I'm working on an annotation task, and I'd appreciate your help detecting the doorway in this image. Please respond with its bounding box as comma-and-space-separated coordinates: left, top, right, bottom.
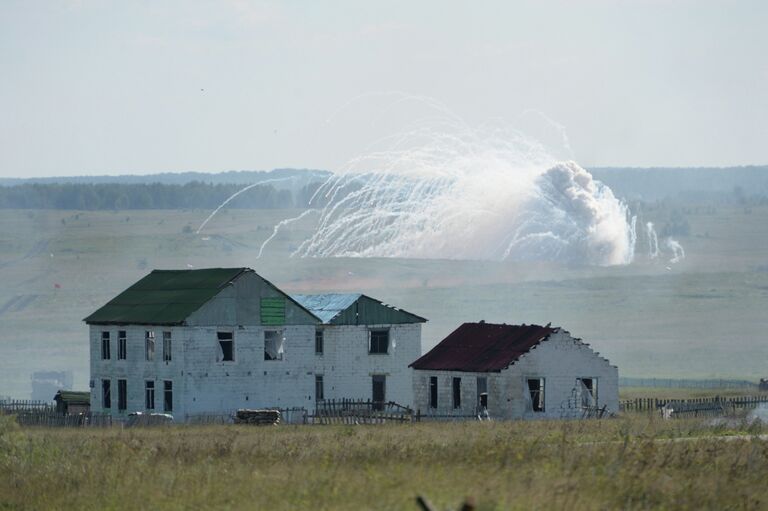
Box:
372, 375, 386, 410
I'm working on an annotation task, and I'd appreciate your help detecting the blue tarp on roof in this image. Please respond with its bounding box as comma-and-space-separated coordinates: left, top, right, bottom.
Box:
291, 293, 426, 325
291, 293, 362, 324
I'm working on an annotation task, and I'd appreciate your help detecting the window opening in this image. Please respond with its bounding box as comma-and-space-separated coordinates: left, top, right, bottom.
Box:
163, 380, 173, 412
117, 330, 127, 360
145, 331, 155, 361
577, 378, 597, 407
217, 331, 234, 362
527, 378, 545, 412
476, 376, 489, 414
163, 331, 172, 362
315, 375, 324, 401
102, 379, 111, 409
369, 329, 389, 354
429, 376, 438, 409
117, 379, 127, 411
264, 330, 284, 360
476, 376, 487, 398
452, 377, 462, 409
145, 381, 155, 410
101, 331, 110, 360
315, 329, 324, 355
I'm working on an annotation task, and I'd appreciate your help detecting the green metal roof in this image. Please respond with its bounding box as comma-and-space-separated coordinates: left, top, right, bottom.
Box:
84, 268, 248, 325
54, 390, 90, 405
291, 293, 427, 325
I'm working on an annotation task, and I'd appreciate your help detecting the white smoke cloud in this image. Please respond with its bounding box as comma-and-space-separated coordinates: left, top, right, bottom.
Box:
274, 123, 638, 266
502, 162, 636, 265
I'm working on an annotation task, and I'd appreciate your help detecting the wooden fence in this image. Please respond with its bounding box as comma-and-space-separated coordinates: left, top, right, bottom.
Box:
8, 410, 113, 427
621, 395, 768, 415
1, 398, 113, 427
313, 399, 414, 424
0, 399, 52, 413
619, 377, 759, 390
185, 407, 308, 425
415, 411, 481, 422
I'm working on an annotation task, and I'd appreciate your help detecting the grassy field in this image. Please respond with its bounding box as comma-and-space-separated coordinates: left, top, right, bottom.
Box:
1, 203, 767, 397
2, 415, 768, 510
619, 387, 764, 400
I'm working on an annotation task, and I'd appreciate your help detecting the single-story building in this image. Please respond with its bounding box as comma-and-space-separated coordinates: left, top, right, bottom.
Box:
53, 390, 91, 415
410, 322, 618, 419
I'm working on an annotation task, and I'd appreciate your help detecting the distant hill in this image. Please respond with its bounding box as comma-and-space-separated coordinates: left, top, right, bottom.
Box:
0, 168, 334, 210
0, 168, 331, 186
1, 166, 766, 210
0, 182, 329, 210
590, 166, 768, 201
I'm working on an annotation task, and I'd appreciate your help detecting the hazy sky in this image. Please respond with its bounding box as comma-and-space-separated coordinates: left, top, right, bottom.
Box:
1, 0, 766, 178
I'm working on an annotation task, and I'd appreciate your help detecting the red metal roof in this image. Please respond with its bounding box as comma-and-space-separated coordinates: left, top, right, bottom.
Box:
410, 322, 556, 372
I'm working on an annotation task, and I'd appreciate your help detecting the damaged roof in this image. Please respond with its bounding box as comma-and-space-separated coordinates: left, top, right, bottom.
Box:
290, 293, 362, 323
84, 268, 248, 325
410, 322, 556, 372
291, 293, 427, 325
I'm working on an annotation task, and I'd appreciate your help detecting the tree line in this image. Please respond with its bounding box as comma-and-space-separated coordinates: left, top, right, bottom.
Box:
0, 181, 325, 210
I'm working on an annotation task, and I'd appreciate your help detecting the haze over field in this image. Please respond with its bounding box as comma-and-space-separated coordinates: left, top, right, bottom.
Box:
1, 1, 767, 399
1, 166, 768, 398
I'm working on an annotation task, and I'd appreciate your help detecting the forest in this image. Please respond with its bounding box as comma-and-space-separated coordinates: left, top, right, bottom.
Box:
0, 181, 324, 210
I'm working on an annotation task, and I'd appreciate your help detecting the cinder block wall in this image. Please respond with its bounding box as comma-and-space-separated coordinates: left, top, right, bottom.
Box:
90, 322, 424, 420
412, 331, 619, 420
501, 331, 619, 419
316, 323, 421, 408
90, 324, 317, 421
182, 325, 316, 416
412, 369, 503, 417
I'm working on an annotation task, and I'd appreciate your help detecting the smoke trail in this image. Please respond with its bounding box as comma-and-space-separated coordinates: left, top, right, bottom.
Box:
666, 238, 686, 264
196, 177, 295, 234
257, 209, 318, 258
628, 215, 638, 261
646, 222, 660, 259
264, 120, 638, 266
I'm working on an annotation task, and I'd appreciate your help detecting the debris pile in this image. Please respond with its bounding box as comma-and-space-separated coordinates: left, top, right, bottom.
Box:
234, 409, 281, 425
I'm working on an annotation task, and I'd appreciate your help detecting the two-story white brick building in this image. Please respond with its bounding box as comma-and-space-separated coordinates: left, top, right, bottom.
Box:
410, 322, 618, 419
85, 268, 426, 422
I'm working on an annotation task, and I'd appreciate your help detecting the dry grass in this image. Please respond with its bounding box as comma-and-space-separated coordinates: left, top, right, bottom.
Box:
2, 414, 768, 510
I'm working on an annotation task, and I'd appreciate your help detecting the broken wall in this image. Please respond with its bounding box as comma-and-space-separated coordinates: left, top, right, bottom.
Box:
411, 330, 619, 419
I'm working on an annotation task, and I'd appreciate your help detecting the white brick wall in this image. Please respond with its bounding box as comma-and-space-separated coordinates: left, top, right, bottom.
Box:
181, 324, 317, 415
412, 330, 619, 419
412, 369, 504, 417
314, 323, 421, 408
90, 322, 423, 420
90, 324, 317, 420
90, 325, 184, 417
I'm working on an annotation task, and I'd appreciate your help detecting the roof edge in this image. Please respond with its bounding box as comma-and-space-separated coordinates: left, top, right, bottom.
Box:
409, 322, 555, 371
356, 294, 428, 324
175, 268, 251, 324
83, 267, 250, 324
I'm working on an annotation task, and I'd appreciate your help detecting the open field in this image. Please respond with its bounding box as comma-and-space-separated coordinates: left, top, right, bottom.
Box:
1, 203, 767, 398
619, 387, 768, 400
2, 415, 768, 510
